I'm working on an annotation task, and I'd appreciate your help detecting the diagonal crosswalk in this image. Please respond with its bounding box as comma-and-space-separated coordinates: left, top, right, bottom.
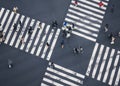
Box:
0, 7, 60, 61
41, 62, 85, 86
86, 43, 120, 86
63, 0, 109, 42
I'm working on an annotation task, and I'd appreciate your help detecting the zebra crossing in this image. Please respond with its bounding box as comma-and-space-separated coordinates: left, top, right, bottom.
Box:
0, 7, 60, 61
86, 43, 120, 86
41, 62, 85, 86
63, 0, 109, 42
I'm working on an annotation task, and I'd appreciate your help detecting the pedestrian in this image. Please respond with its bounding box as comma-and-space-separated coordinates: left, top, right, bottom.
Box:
73, 48, 79, 54
0, 24, 2, 31
66, 32, 71, 38
108, 32, 113, 39
13, 6, 18, 13
62, 29, 67, 37
19, 20, 22, 27
8, 59, 13, 69
0, 30, 5, 44
39, 22, 42, 29
52, 20, 58, 28
118, 32, 120, 37
63, 21, 67, 27
28, 26, 33, 34
13, 23, 17, 30
79, 46, 83, 53
50, 62, 55, 68
74, 0, 78, 6
98, 1, 104, 7
61, 40, 64, 48
72, 23, 75, 29
104, 24, 109, 32
46, 42, 50, 47
20, 37, 24, 44
110, 4, 115, 13
111, 36, 115, 44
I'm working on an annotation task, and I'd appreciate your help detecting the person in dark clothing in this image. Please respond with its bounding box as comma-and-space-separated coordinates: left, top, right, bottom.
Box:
110, 4, 115, 13
73, 48, 79, 54
50, 62, 55, 68
8, 59, 13, 69
19, 20, 22, 27
28, 26, 33, 34
13, 23, 17, 30
61, 40, 64, 48
46, 42, 50, 47
52, 20, 58, 28
104, 24, 109, 32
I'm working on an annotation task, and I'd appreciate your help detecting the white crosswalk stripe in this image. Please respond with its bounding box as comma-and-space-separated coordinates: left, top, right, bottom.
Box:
0, 8, 5, 20
63, 0, 109, 42
4, 13, 20, 44
0, 7, 60, 61
41, 62, 85, 86
86, 43, 120, 86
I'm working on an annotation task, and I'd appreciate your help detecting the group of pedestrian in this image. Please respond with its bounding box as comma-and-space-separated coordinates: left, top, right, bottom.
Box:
73, 46, 83, 54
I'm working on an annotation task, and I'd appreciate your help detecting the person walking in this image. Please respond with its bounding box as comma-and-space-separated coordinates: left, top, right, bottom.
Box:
28, 26, 33, 34
98, 1, 104, 7
110, 4, 115, 13
13, 23, 17, 30
74, 0, 78, 6
61, 40, 64, 48
49, 62, 55, 68
20, 37, 24, 44
8, 59, 13, 69
46, 42, 50, 47
104, 24, 109, 32
0, 30, 5, 44
39, 22, 42, 29
13, 6, 18, 13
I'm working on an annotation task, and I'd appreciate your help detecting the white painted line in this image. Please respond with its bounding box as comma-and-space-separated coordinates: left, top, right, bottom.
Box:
25, 21, 39, 52
103, 49, 115, 83
97, 47, 110, 80
78, 0, 106, 10
20, 19, 35, 50
72, 30, 96, 42
43, 77, 64, 86
30, 23, 45, 54
68, 8, 102, 24
45, 72, 79, 86
3, 12, 14, 35
114, 67, 120, 86
65, 17, 99, 32
74, 26, 98, 37
9, 15, 25, 46
86, 43, 99, 76
66, 13, 100, 28
72, 0, 105, 14
70, 4, 103, 19
1, 10, 10, 29
0, 8, 5, 19
15, 17, 30, 48
108, 51, 120, 85
47, 67, 83, 84
92, 44, 104, 78
4, 13, 20, 44
46, 29, 60, 61
41, 83, 49, 86
41, 29, 54, 59
36, 25, 50, 56
53, 63, 85, 79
